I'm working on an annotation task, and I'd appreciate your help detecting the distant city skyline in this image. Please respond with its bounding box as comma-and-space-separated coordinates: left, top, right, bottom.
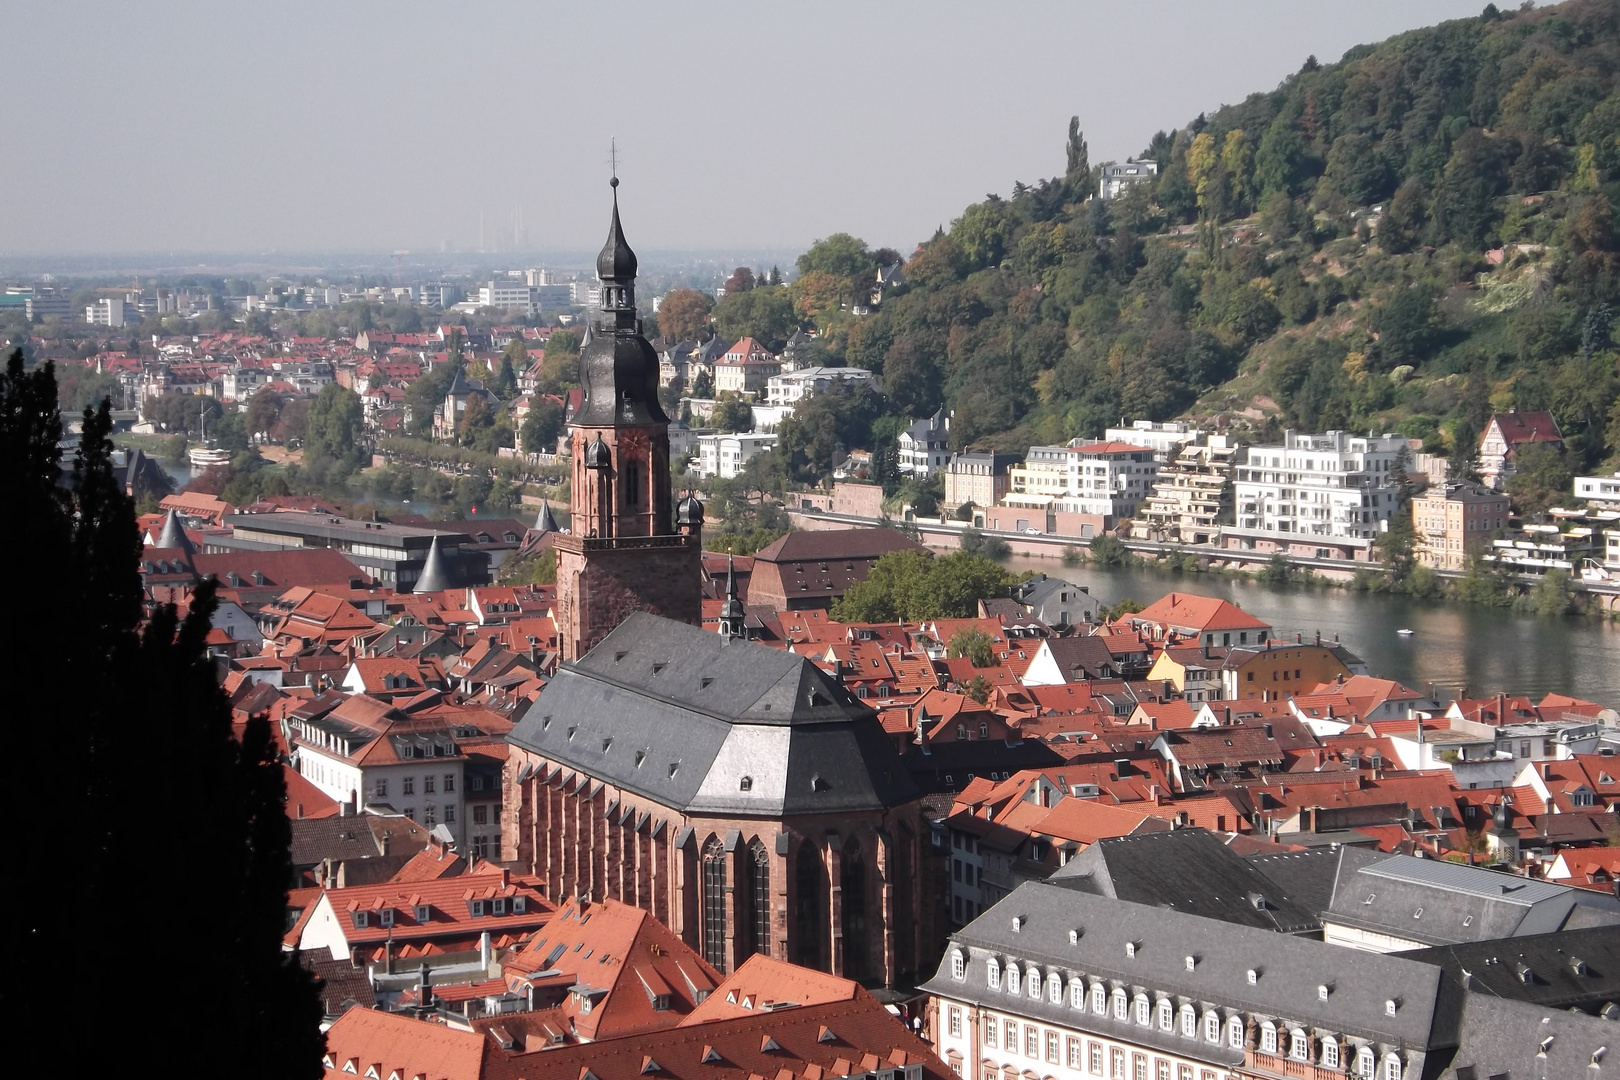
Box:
6, 1, 1493, 258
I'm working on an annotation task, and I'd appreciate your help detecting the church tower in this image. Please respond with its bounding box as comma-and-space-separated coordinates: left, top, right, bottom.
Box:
554, 181, 704, 661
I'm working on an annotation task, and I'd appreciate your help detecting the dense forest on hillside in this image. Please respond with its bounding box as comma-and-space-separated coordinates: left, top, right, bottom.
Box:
738, 0, 1620, 501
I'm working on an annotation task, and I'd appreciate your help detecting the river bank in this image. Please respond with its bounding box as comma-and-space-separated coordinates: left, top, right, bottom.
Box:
990, 548, 1620, 704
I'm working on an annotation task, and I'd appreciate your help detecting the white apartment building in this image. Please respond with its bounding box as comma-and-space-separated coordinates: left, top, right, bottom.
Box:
764, 365, 876, 406
85, 296, 138, 327
926, 883, 1439, 1080
1007, 441, 1158, 520
1103, 420, 1204, 461
696, 432, 777, 479
1228, 430, 1405, 552
478, 280, 536, 313
1575, 471, 1620, 505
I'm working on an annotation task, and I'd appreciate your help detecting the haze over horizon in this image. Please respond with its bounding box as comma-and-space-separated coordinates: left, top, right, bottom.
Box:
7, 1, 1494, 261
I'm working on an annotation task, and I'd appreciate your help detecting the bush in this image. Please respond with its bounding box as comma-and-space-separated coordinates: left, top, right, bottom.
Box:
1089, 534, 1132, 567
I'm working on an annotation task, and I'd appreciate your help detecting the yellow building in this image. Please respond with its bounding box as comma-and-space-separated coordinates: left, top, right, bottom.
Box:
1147, 640, 1357, 703
1413, 481, 1509, 571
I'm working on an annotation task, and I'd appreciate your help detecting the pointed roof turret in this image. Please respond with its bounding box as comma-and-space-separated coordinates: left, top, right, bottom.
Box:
719, 555, 745, 639
156, 508, 195, 555
413, 535, 455, 594
595, 179, 638, 284
574, 180, 665, 428
534, 499, 559, 534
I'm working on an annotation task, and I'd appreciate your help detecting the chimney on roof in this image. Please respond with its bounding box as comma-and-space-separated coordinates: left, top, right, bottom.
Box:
1541, 762, 1551, 780
1315, 631, 1321, 646
418, 962, 433, 1011
501, 867, 510, 888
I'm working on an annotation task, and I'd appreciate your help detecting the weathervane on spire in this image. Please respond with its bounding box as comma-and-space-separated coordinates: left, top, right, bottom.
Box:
609, 137, 619, 189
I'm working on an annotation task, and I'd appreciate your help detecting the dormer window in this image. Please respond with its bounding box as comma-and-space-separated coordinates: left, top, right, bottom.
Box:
987, 958, 1001, 990
415, 904, 431, 922
352, 911, 369, 929
469, 899, 486, 917
1134, 995, 1150, 1026
951, 949, 965, 980
1228, 1017, 1245, 1049
1260, 1022, 1278, 1055
1027, 966, 1042, 999
1156, 999, 1172, 1031
378, 907, 394, 928
492, 898, 508, 916
1006, 963, 1020, 997
1047, 972, 1062, 1004
1289, 1029, 1308, 1061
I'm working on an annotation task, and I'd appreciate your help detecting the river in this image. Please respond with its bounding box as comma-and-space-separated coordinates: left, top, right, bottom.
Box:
997, 553, 1620, 706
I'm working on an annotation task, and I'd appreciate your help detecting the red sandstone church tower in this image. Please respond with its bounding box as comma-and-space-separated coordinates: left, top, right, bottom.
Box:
553, 181, 705, 662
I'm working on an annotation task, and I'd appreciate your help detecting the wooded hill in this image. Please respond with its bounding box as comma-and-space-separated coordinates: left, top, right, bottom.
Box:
806, 0, 1620, 501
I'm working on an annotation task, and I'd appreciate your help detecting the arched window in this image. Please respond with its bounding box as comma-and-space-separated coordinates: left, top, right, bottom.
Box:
794, 841, 824, 969
1134, 994, 1151, 1026
746, 840, 770, 960
1204, 1011, 1221, 1043
1321, 1037, 1340, 1070
1112, 988, 1128, 1020
987, 957, 1001, 991
1354, 1048, 1375, 1078
1156, 1000, 1172, 1031
1260, 1022, 1278, 1055
1091, 983, 1106, 1014
1289, 1030, 1308, 1061
951, 949, 965, 980
841, 837, 868, 981
1048, 972, 1062, 1004
1007, 963, 1021, 997
1228, 1017, 1245, 1049
1383, 1054, 1402, 1080
1180, 1005, 1196, 1038
1027, 966, 1042, 999
702, 837, 727, 970
1070, 978, 1085, 1009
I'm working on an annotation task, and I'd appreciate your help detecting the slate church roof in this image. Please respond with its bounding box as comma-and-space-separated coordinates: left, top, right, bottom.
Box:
508, 612, 921, 816
1049, 828, 1320, 934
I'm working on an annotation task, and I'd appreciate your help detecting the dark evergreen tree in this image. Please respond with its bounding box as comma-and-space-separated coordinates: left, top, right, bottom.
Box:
0, 349, 324, 1076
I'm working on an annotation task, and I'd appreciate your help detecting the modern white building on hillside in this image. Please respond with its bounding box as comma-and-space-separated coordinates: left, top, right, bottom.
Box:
898, 408, 951, 477
1103, 420, 1204, 461
695, 432, 777, 479
1006, 441, 1159, 521
1575, 471, 1620, 505
1225, 430, 1405, 559
764, 365, 875, 406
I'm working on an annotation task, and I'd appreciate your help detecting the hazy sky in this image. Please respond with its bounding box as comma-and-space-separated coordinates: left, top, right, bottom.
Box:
6, 1, 1494, 259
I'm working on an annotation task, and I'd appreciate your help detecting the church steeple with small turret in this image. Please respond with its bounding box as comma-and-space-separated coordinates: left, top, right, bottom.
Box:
553, 181, 703, 662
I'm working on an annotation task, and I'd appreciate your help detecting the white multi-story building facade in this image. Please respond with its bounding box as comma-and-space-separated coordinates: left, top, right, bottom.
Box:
1575, 471, 1620, 505
1007, 441, 1159, 520
288, 696, 468, 844
899, 408, 951, 477
695, 432, 777, 479
764, 365, 876, 406
1103, 420, 1204, 462
478, 280, 536, 313
1098, 160, 1159, 202
924, 883, 1439, 1080
1226, 430, 1405, 558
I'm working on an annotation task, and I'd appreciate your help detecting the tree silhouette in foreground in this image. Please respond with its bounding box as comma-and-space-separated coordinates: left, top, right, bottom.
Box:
0, 349, 324, 1076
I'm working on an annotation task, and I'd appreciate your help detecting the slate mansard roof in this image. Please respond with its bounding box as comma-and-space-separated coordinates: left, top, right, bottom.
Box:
1325, 852, 1620, 946
508, 612, 922, 816
923, 881, 1446, 1053
1049, 829, 1320, 935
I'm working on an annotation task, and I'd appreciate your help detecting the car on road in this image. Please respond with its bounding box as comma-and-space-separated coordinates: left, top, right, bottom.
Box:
1023, 528, 1042, 535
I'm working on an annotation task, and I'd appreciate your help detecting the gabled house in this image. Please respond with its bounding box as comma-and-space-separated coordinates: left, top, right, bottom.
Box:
1478, 410, 1564, 491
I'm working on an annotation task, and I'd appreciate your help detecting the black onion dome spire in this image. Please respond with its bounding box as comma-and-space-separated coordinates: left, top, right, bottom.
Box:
676, 489, 704, 527
595, 179, 638, 283
574, 179, 667, 428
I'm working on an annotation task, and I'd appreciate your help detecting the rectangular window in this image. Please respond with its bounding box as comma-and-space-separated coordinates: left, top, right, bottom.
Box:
1090, 1043, 1103, 1076
1179, 1069, 1193, 1080
1111, 1049, 1126, 1080
444, 774, 455, 792
984, 1016, 997, 1048
473, 805, 488, 825
1027, 1028, 1039, 1057
1134, 1055, 1147, 1080
423, 776, 435, 794
1005, 1021, 1016, 1049
444, 804, 455, 823
1067, 1037, 1081, 1068
948, 1007, 962, 1037
1156, 1063, 1169, 1080
1047, 1031, 1059, 1063
402, 776, 414, 795
374, 778, 387, 797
